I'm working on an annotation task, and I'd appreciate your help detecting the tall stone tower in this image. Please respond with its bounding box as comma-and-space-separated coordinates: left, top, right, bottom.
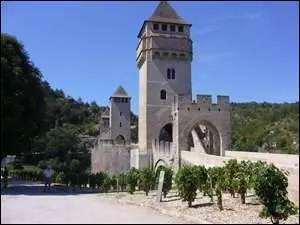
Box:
136, 1, 193, 152
109, 85, 131, 142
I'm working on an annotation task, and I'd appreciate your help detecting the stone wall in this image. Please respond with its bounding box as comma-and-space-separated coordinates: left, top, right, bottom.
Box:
91, 140, 130, 176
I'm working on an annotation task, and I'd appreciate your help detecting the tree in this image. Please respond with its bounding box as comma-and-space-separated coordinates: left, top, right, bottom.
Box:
193, 165, 207, 194
1, 33, 46, 159
118, 173, 127, 191
175, 166, 198, 207
254, 163, 298, 224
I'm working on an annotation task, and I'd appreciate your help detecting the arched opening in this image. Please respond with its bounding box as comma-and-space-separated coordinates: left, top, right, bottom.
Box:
154, 159, 168, 173
159, 123, 172, 142
115, 135, 125, 143
186, 121, 221, 156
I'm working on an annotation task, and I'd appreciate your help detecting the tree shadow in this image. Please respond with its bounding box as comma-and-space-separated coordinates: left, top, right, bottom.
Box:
162, 197, 181, 202
246, 202, 260, 206
191, 202, 214, 208
1, 180, 103, 196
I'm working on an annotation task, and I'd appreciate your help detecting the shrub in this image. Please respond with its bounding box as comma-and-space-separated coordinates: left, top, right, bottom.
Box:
162, 167, 173, 198
175, 166, 198, 207
193, 165, 207, 193
254, 163, 298, 224
55, 171, 66, 184
118, 173, 127, 191
89, 174, 97, 189
224, 159, 239, 197
126, 168, 139, 194
95, 172, 107, 189
140, 168, 155, 196
209, 166, 226, 210
102, 175, 111, 193
111, 175, 118, 192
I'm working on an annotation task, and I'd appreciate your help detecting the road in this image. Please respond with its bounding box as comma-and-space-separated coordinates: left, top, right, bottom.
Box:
1, 180, 190, 224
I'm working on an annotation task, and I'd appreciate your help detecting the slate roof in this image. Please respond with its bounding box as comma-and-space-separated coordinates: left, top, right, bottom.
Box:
111, 85, 129, 98
147, 1, 190, 25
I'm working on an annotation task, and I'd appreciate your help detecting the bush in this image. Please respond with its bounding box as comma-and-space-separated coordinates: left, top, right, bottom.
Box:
162, 167, 173, 198
55, 171, 66, 184
89, 174, 97, 189
193, 165, 207, 194
111, 176, 118, 191
95, 172, 106, 189
209, 166, 226, 210
224, 159, 239, 197
102, 175, 111, 193
126, 168, 139, 194
140, 168, 155, 196
118, 173, 127, 191
175, 166, 198, 207
254, 163, 298, 224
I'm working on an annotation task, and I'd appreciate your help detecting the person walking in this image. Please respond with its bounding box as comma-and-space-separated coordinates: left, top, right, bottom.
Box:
43, 165, 54, 192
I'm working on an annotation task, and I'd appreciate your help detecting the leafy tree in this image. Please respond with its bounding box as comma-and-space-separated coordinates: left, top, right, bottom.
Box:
254, 163, 298, 224
1, 33, 46, 159
140, 168, 155, 196
175, 166, 198, 207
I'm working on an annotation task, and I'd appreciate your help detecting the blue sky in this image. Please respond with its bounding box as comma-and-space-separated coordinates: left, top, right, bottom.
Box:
1, 1, 299, 113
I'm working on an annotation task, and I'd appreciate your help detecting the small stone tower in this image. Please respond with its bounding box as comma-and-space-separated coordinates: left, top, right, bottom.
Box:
136, 1, 193, 152
109, 85, 131, 142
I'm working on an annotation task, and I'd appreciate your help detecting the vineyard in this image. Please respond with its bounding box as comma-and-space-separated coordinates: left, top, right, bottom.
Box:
8, 159, 299, 224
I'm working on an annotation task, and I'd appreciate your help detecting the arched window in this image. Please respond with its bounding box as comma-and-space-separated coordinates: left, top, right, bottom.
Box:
171, 68, 175, 79
167, 68, 171, 79
160, 90, 166, 100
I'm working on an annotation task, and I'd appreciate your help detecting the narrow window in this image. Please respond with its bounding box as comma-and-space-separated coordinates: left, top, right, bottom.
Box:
167, 68, 171, 79
160, 90, 166, 100
172, 53, 177, 58
178, 25, 183, 32
171, 68, 175, 79
120, 112, 122, 116
162, 24, 167, 31
153, 23, 159, 30
120, 122, 122, 127
163, 52, 168, 57
170, 24, 175, 32
154, 51, 160, 57
180, 53, 185, 58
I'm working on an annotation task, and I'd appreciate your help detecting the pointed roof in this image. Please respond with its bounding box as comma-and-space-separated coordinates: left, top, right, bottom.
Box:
147, 1, 190, 25
111, 85, 129, 98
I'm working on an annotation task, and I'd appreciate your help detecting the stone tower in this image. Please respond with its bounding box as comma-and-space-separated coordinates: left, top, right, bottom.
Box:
136, 1, 193, 152
109, 85, 131, 142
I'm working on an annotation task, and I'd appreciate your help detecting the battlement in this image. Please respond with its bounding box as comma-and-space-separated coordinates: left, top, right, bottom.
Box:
173, 94, 231, 111
97, 139, 127, 147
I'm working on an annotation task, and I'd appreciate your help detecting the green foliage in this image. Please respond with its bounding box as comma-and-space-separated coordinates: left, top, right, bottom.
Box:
118, 173, 127, 191
111, 175, 118, 191
231, 102, 299, 154
224, 159, 239, 197
175, 166, 198, 207
161, 167, 174, 198
209, 166, 226, 210
102, 174, 111, 193
140, 168, 155, 196
95, 172, 107, 189
254, 163, 298, 224
126, 168, 140, 194
1, 33, 46, 159
193, 165, 208, 193
70, 159, 81, 174
55, 171, 67, 184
